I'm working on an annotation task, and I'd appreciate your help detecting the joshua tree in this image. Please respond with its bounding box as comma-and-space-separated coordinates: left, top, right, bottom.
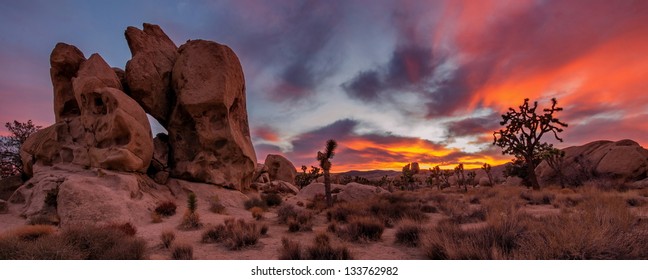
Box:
466, 171, 477, 188
481, 163, 494, 187
317, 139, 337, 208
493, 98, 567, 190
540, 147, 566, 188
0, 120, 41, 178
401, 162, 420, 191
454, 163, 466, 192
295, 165, 322, 188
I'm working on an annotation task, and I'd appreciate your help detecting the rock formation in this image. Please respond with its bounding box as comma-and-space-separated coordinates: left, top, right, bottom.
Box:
22, 52, 153, 175
10, 23, 258, 225
536, 139, 648, 186
166, 39, 256, 190
264, 154, 297, 184
124, 23, 177, 126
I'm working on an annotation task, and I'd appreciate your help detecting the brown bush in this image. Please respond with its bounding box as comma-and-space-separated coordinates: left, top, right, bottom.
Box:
2, 225, 56, 241
260, 224, 269, 235
171, 244, 193, 260
395, 222, 423, 247
336, 217, 384, 242
178, 211, 202, 230
244, 197, 267, 210
151, 212, 163, 223
279, 234, 353, 260
155, 201, 177, 217
161, 230, 175, 249
201, 219, 260, 250
262, 193, 283, 207
104, 222, 137, 236
277, 204, 299, 224
519, 190, 555, 205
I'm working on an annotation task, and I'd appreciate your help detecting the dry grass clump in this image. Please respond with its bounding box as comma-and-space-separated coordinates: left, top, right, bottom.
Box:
178, 211, 202, 230
244, 197, 267, 210
151, 212, 163, 223
336, 216, 384, 242
368, 194, 427, 227
626, 196, 646, 207
279, 233, 353, 260
161, 230, 175, 249
277, 204, 313, 232
261, 193, 283, 207
250, 206, 264, 220
171, 243, 193, 260
201, 218, 260, 250
395, 221, 423, 247
0, 225, 148, 260
422, 188, 648, 260
155, 201, 177, 217
439, 200, 487, 224
209, 195, 226, 214
519, 190, 555, 205
287, 212, 313, 232
260, 224, 269, 235
327, 202, 363, 223
27, 214, 60, 226
1, 225, 56, 241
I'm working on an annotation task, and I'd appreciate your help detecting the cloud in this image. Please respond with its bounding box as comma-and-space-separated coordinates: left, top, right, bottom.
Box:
445, 112, 501, 139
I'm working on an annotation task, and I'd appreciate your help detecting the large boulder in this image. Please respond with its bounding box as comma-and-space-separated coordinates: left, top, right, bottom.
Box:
536, 140, 648, 186
9, 165, 169, 226
124, 23, 178, 126
168, 39, 256, 190
21, 52, 153, 174
50, 43, 86, 122
264, 154, 297, 184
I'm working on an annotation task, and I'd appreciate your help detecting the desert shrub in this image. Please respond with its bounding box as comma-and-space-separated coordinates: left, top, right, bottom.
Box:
61, 225, 147, 260
104, 222, 137, 236
519, 190, 555, 205
1, 225, 56, 241
161, 231, 175, 249
279, 238, 303, 260
0, 225, 146, 260
260, 224, 269, 235
469, 196, 481, 204
306, 233, 353, 260
244, 197, 267, 210
337, 217, 384, 242
187, 193, 198, 213
441, 202, 487, 224
178, 211, 202, 230
262, 193, 282, 207
171, 244, 193, 260
277, 204, 299, 224
250, 206, 264, 220
209, 195, 226, 214
201, 219, 259, 250
395, 222, 422, 247
326, 203, 363, 223
368, 198, 426, 227
155, 201, 177, 217
287, 212, 313, 232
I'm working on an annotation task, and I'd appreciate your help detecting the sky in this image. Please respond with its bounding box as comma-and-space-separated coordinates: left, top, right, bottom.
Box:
1, 0, 647, 172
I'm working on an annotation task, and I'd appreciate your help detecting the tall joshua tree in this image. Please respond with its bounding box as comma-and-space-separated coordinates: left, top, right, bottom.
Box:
493, 98, 567, 190
317, 139, 337, 208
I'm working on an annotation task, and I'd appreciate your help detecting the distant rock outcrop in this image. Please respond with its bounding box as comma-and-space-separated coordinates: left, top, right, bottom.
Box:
264, 154, 297, 184
536, 139, 648, 186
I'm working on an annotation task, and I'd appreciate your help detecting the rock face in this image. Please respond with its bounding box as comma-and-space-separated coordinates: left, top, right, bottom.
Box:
21, 53, 153, 175
167, 39, 256, 190
536, 139, 648, 186
264, 154, 297, 184
124, 23, 177, 126
50, 43, 86, 122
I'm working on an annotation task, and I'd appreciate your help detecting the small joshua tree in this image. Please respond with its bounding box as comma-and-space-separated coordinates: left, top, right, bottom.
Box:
466, 171, 477, 188
318, 139, 337, 208
540, 147, 566, 188
401, 162, 420, 191
454, 164, 466, 192
481, 163, 494, 187
493, 98, 567, 190
295, 165, 322, 188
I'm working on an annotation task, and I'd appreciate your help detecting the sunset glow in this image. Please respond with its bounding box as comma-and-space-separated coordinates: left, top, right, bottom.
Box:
2, 0, 647, 172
